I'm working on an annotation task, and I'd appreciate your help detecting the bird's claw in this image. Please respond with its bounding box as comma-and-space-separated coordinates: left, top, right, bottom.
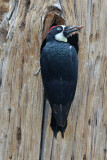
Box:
34, 67, 41, 76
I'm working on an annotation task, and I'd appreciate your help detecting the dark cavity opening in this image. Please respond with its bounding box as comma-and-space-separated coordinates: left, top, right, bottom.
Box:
41, 39, 46, 53
27, 0, 30, 7
41, 32, 79, 54
68, 33, 79, 53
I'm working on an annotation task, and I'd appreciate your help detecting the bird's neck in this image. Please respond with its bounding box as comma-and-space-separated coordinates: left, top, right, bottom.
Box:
46, 34, 67, 43
46, 37, 68, 43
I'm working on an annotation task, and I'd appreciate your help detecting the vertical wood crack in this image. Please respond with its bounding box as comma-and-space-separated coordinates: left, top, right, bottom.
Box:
39, 96, 46, 160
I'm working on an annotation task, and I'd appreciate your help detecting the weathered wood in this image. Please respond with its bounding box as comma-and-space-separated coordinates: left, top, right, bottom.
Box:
0, 0, 107, 160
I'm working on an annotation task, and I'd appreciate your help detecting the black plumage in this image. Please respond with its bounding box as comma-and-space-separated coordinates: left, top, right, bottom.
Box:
40, 25, 83, 137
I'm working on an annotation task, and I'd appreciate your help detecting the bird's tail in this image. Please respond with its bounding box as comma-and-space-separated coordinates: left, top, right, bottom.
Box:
50, 113, 67, 138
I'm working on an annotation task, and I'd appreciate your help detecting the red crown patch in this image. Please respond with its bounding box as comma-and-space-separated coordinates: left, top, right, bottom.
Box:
47, 25, 59, 34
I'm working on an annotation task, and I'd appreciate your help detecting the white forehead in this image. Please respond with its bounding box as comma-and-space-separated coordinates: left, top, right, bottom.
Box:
60, 25, 66, 30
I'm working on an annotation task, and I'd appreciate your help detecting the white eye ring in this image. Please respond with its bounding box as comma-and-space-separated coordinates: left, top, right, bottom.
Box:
57, 27, 62, 31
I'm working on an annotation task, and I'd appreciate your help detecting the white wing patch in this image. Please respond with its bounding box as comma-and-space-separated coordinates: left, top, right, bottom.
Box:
69, 46, 72, 49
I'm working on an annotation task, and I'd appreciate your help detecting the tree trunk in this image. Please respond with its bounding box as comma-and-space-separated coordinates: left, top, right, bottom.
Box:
0, 0, 107, 160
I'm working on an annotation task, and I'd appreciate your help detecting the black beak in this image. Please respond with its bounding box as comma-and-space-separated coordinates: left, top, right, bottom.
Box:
64, 25, 84, 37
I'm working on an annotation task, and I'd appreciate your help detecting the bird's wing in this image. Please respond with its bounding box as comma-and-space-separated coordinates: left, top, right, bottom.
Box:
40, 45, 78, 125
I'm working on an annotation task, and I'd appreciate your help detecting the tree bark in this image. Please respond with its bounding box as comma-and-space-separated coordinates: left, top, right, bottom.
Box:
0, 0, 107, 160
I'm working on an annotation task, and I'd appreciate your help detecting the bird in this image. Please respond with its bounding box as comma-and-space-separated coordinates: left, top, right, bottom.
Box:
40, 25, 84, 137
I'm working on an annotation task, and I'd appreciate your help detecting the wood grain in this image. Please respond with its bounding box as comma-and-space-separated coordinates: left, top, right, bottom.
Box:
0, 0, 107, 160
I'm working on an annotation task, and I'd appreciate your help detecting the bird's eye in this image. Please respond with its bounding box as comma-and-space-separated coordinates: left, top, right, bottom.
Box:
57, 27, 62, 31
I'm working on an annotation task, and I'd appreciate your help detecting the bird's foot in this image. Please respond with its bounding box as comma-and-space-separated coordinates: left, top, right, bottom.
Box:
34, 67, 41, 76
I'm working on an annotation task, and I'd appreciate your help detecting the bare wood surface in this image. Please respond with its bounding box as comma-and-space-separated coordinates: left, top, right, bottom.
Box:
0, 0, 107, 160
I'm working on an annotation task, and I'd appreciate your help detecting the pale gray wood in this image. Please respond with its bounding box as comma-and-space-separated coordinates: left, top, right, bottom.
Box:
0, 0, 107, 160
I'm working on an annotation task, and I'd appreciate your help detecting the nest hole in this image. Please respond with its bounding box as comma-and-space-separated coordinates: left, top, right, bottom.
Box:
68, 34, 79, 53
41, 33, 79, 54
41, 11, 79, 54
41, 38, 46, 53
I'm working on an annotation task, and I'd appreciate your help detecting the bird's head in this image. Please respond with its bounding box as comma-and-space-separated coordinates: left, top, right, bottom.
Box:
47, 25, 84, 42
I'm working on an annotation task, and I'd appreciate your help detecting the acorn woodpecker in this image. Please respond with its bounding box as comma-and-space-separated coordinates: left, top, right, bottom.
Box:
40, 25, 84, 137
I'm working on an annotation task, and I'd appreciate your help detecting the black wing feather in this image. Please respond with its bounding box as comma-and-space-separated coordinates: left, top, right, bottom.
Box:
40, 41, 78, 127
